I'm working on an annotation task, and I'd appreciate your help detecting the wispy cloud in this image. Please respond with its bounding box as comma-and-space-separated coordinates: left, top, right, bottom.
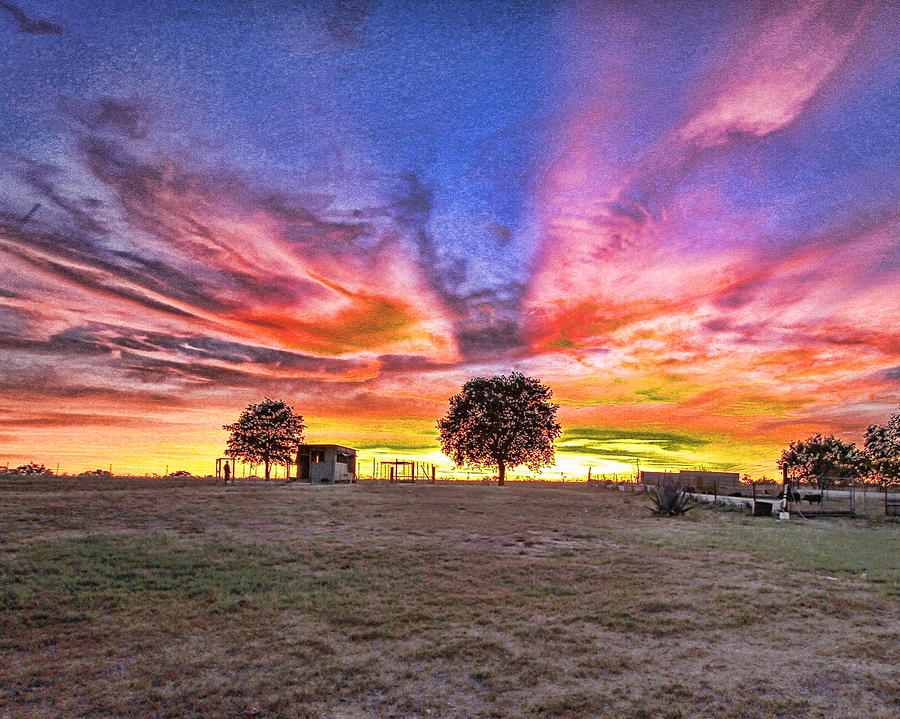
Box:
0, 1, 63, 34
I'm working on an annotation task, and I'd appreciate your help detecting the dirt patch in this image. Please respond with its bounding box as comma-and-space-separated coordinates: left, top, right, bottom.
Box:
431, 528, 623, 556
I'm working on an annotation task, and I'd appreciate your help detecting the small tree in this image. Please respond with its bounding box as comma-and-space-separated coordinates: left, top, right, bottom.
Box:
864, 406, 900, 485
741, 474, 776, 485
0, 463, 52, 478
223, 398, 305, 481
437, 372, 561, 485
777, 434, 867, 490
14, 463, 52, 475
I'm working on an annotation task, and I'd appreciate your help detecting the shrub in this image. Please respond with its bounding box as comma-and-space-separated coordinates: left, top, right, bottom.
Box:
0, 463, 53, 477
645, 484, 697, 516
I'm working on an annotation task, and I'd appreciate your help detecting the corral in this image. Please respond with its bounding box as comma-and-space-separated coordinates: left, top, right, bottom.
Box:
374, 458, 437, 483
0, 478, 897, 719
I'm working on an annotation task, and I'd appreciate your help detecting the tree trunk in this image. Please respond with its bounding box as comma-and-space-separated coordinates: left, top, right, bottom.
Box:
265, 461, 271, 481
497, 460, 506, 486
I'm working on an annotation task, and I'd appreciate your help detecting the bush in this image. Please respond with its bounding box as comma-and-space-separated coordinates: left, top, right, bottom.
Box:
645, 484, 697, 516
79, 469, 112, 477
0, 463, 53, 477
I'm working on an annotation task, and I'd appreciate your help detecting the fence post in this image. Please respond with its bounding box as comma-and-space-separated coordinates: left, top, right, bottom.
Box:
780, 466, 789, 515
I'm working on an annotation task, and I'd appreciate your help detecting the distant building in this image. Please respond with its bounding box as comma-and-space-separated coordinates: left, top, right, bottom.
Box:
640, 470, 741, 494
296, 444, 357, 484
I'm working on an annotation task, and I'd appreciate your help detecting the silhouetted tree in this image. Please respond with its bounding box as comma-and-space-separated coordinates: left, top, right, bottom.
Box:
0, 463, 52, 477
741, 474, 776, 485
17, 463, 52, 475
864, 406, 900, 485
437, 372, 561, 485
224, 398, 305, 481
777, 434, 867, 489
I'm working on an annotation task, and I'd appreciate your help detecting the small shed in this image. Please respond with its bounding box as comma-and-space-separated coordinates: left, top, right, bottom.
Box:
296, 444, 357, 484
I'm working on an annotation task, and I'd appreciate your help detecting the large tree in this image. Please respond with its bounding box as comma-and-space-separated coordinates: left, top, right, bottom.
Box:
777, 433, 867, 489
864, 406, 900, 485
437, 372, 561, 485
223, 398, 305, 481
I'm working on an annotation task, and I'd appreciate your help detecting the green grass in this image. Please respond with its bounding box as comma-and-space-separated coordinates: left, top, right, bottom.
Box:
704, 522, 898, 587
0, 533, 370, 628
632, 514, 900, 594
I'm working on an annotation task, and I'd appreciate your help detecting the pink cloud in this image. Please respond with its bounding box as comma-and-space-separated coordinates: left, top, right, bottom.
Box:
678, 1, 874, 148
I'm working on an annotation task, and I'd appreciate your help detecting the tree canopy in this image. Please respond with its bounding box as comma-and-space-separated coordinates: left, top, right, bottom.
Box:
776, 433, 867, 489
0, 463, 52, 477
437, 372, 561, 484
864, 406, 900, 485
223, 398, 305, 481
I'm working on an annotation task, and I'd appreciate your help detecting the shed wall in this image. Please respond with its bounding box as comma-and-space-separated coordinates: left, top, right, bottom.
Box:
297, 445, 356, 484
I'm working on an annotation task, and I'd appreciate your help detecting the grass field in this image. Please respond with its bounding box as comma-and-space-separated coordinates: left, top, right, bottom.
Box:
0, 479, 897, 718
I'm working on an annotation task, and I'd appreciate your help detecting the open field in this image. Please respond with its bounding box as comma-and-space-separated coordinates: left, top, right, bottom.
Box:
1, 479, 897, 719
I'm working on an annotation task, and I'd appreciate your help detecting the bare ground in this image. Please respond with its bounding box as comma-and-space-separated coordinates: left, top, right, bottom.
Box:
0, 478, 897, 719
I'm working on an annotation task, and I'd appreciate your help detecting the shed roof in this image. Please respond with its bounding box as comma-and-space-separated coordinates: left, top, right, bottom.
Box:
297, 443, 357, 454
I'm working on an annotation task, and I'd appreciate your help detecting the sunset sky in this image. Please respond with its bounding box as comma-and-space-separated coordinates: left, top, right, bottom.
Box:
1, 0, 898, 477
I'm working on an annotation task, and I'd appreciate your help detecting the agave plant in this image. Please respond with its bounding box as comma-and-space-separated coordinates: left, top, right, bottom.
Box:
645, 484, 697, 516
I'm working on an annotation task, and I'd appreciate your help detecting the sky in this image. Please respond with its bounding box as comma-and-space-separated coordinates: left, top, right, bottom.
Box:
0, 0, 898, 478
